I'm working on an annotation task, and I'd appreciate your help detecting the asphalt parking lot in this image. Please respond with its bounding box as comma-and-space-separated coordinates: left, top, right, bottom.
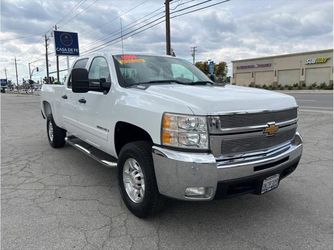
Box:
1, 92, 333, 250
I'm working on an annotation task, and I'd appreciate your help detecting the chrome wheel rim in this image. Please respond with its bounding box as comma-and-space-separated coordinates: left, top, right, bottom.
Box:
123, 158, 145, 203
48, 121, 54, 142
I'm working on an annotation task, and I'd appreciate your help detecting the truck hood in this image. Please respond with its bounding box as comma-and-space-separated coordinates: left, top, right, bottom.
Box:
145, 84, 297, 115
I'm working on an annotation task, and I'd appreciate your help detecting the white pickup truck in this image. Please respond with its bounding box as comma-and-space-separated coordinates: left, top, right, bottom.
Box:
41, 53, 303, 218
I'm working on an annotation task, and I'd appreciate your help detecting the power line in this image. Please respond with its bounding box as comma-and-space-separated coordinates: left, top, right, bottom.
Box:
0, 1, 90, 43
55, 0, 88, 26
74, 0, 194, 53
0, 32, 45, 42
13, 0, 232, 75
58, 0, 99, 28
171, 0, 231, 18
79, 5, 164, 51
80, 14, 165, 54
85, 0, 150, 33
80, 0, 227, 55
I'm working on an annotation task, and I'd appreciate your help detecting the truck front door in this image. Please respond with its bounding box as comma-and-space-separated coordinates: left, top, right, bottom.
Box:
62, 58, 89, 138
74, 56, 112, 149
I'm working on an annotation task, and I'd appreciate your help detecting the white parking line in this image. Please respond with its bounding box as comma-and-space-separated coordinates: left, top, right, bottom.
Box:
298, 99, 316, 102
299, 108, 333, 114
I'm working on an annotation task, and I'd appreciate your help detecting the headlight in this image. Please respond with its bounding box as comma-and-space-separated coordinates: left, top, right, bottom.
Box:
161, 113, 208, 149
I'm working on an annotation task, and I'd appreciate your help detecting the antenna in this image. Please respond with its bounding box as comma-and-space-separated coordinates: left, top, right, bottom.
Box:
120, 17, 124, 55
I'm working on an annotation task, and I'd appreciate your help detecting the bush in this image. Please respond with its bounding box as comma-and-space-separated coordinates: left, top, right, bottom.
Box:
319, 82, 327, 89
247, 81, 332, 90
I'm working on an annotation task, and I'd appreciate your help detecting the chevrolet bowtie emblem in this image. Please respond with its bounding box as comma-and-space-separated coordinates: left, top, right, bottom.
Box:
264, 122, 279, 136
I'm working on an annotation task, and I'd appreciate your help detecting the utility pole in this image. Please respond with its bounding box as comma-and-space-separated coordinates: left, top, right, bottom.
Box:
14, 57, 19, 86
191, 46, 197, 64
54, 25, 60, 82
165, 0, 172, 55
45, 34, 50, 83
4, 68, 7, 81
28, 63, 32, 80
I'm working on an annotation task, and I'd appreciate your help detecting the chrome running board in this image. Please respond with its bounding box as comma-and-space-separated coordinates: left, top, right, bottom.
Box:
65, 135, 117, 168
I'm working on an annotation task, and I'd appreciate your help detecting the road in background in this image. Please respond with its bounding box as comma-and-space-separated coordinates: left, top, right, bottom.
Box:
281, 92, 333, 112
1, 93, 333, 250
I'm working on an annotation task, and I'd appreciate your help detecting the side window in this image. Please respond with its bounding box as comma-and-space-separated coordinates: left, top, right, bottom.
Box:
67, 58, 88, 88
171, 64, 198, 82
88, 57, 111, 92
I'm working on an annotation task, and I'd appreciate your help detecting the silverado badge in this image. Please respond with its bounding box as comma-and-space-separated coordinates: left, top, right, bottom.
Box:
264, 122, 279, 136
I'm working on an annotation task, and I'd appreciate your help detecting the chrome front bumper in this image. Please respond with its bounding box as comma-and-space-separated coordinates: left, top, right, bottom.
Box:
152, 132, 303, 201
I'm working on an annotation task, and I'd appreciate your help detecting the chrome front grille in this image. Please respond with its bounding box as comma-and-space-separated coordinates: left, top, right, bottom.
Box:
209, 108, 298, 158
210, 125, 297, 157
208, 107, 298, 134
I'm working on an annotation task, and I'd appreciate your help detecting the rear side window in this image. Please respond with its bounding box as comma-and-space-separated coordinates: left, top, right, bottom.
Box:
67, 58, 88, 88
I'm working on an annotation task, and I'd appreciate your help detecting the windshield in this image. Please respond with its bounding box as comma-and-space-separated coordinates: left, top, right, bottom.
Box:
113, 54, 212, 86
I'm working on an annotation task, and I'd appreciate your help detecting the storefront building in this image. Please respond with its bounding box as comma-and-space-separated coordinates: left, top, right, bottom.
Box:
232, 49, 333, 86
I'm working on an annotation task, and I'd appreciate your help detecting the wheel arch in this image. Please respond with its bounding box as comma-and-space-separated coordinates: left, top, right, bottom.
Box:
43, 101, 52, 117
114, 121, 153, 156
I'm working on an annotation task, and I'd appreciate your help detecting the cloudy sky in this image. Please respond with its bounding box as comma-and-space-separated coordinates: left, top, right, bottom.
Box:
0, 0, 333, 82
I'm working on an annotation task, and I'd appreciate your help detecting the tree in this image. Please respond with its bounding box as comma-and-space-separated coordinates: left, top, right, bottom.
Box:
215, 62, 228, 79
195, 60, 228, 82
195, 61, 209, 75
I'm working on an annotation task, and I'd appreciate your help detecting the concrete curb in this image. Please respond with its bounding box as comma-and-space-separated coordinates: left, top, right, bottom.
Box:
275, 90, 333, 94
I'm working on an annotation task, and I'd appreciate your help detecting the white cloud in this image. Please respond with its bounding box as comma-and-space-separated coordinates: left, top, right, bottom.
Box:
0, 0, 332, 81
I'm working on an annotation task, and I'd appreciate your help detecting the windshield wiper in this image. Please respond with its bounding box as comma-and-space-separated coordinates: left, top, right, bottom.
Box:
188, 81, 214, 85
131, 80, 214, 86
135, 80, 186, 85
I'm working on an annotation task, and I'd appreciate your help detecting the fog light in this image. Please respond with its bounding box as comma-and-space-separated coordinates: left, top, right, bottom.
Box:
293, 132, 303, 145
185, 187, 213, 198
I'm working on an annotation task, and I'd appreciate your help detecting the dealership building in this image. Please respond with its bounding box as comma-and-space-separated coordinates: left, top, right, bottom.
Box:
231, 49, 333, 86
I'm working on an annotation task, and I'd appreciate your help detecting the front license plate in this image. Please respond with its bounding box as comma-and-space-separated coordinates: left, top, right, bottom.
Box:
261, 174, 280, 194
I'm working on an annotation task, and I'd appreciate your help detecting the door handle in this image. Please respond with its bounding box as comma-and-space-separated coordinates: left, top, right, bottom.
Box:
78, 98, 86, 104
61, 95, 68, 99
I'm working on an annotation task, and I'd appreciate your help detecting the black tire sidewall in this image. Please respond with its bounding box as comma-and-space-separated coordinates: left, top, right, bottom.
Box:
46, 115, 56, 147
46, 114, 66, 148
118, 142, 159, 218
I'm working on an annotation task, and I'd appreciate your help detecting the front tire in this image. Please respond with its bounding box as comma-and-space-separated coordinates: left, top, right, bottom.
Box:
46, 114, 66, 148
118, 141, 164, 218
